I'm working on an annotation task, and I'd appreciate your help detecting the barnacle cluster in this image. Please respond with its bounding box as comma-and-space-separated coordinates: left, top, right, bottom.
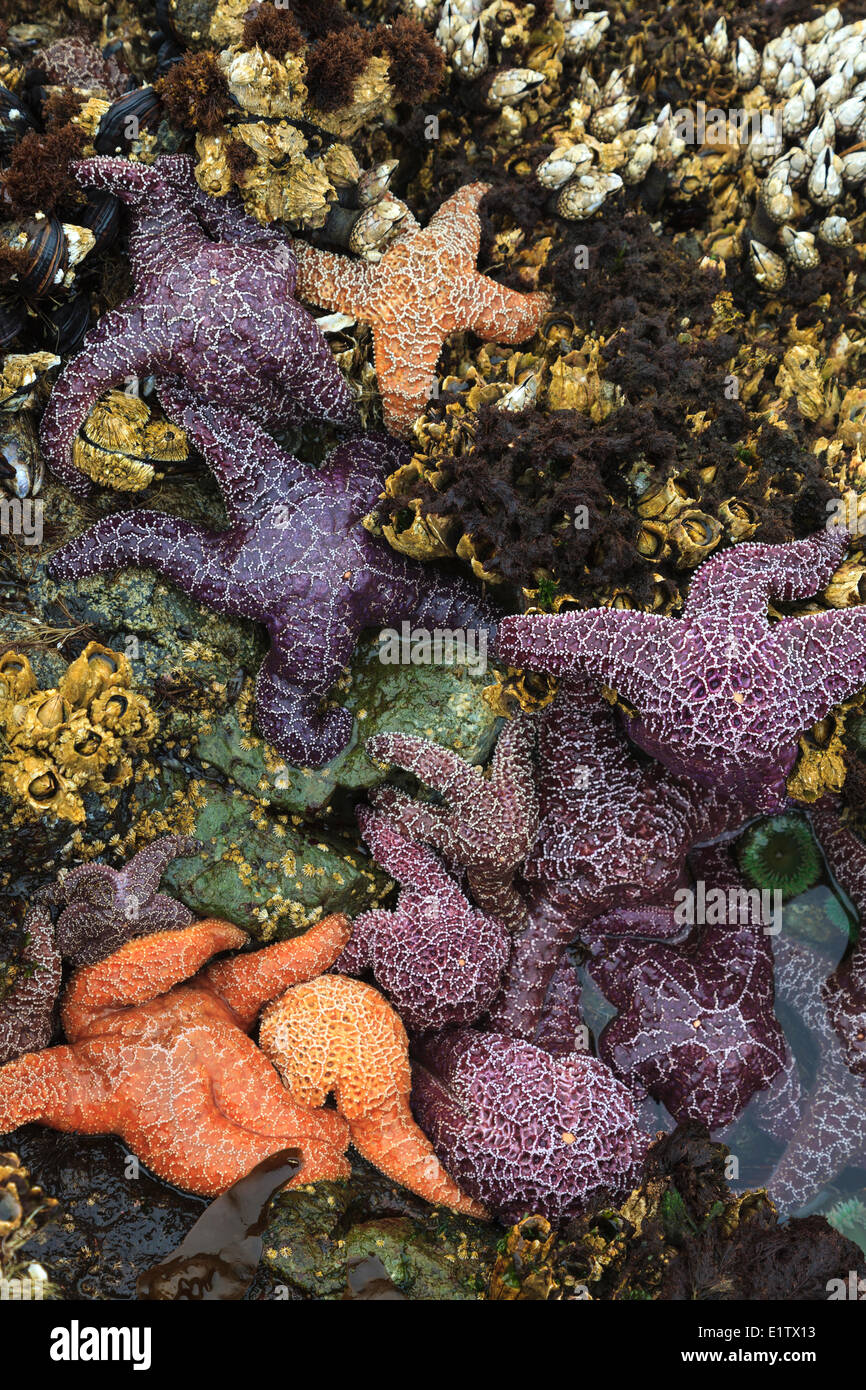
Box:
72, 387, 189, 491
0, 1151, 58, 1299
0, 644, 157, 824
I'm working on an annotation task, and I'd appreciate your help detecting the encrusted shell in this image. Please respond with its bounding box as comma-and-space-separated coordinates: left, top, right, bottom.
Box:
59, 641, 131, 708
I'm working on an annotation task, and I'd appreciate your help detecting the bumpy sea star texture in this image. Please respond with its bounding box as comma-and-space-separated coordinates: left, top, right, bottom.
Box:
40, 155, 357, 497
337, 807, 511, 1032
489, 675, 747, 1043
807, 798, 866, 1081
763, 933, 866, 1215
587, 846, 789, 1132
411, 1028, 649, 1225
0, 916, 354, 1196
293, 182, 551, 435
260, 972, 485, 1217
52, 835, 200, 967
50, 393, 496, 765
498, 529, 866, 812
366, 715, 538, 932
0, 907, 62, 1066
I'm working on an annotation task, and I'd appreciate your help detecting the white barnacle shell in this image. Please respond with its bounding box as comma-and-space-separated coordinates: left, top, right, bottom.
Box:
803, 110, 835, 164
817, 214, 853, 246
357, 160, 399, 207
562, 11, 609, 61
486, 67, 544, 107
732, 36, 761, 90
556, 170, 622, 220
622, 141, 655, 185
815, 69, 850, 115
778, 225, 820, 269
704, 17, 728, 61
748, 118, 785, 170
842, 150, 866, 185
589, 95, 637, 140
453, 20, 489, 78
496, 375, 538, 412
536, 143, 593, 189
806, 7, 842, 42
782, 77, 815, 138
832, 94, 866, 133
749, 239, 787, 289
807, 146, 844, 206
602, 66, 634, 105
759, 170, 795, 224
805, 38, 834, 80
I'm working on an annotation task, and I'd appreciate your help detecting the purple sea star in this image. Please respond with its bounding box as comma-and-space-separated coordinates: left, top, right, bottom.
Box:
411, 1027, 649, 1225
763, 933, 866, 1214
40, 155, 358, 498
49, 393, 496, 766
805, 798, 866, 1081
498, 529, 865, 812
0, 906, 61, 1065
53, 834, 201, 967
365, 714, 538, 932
489, 675, 748, 1043
586, 845, 789, 1132
337, 808, 510, 1032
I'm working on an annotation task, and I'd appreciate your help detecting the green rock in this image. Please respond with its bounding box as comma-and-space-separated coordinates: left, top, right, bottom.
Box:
193, 632, 502, 815
262, 1169, 495, 1300
131, 765, 387, 938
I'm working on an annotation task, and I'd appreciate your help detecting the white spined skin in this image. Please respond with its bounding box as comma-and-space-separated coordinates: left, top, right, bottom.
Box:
453, 20, 488, 78
485, 67, 544, 108
536, 143, 594, 190
818, 214, 853, 246
733, 36, 761, 90
778, 225, 821, 269
842, 150, 866, 186
749, 239, 787, 289
556, 170, 622, 220
807, 146, 844, 206
704, 16, 728, 61
562, 11, 609, 61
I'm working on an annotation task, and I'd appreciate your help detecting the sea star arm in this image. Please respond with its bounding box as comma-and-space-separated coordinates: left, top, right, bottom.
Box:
488, 891, 590, 1040
498, 607, 669, 697
119, 834, 201, 905
371, 321, 445, 436
202, 913, 352, 1028
356, 805, 466, 904
427, 182, 487, 261
72, 157, 203, 277
463, 274, 551, 344
0, 1046, 108, 1133
49, 512, 238, 614
774, 608, 866, 722
39, 303, 171, 497
532, 953, 585, 1057
253, 643, 355, 767
154, 379, 311, 524
0, 906, 62, 1065
293, 242, 377, 318
61, 920, 246, 1039
685, 527, 850, 619
366, 732, 475, 799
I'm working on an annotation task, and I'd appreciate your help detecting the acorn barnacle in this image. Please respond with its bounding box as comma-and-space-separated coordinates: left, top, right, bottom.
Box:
89, 687, 158, 749
0, 651, 36, 704
53, 712, 123, 787
0, 754, 84, 823
59, 640, 131, 707
6, 692, 71, 750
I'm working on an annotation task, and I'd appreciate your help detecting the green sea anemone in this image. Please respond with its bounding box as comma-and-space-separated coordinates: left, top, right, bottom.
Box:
827, 1197, 866, 1256
737, 814, 822, 901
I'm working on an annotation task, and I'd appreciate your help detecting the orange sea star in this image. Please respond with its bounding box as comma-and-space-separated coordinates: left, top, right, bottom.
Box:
0, 916, 353, 1197
259, 973, 487, 1218
293, 183, 551, 435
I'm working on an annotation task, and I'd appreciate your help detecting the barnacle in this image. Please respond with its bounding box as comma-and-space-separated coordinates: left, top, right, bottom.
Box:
59, 641, 131, 707
0, 754, 84, 823
72, 389, 189, 492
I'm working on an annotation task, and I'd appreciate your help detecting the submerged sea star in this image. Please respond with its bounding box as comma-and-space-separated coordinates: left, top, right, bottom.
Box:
411, 1027, 649, 1225
0, 916, 353, 1196
498, 529, 865, 811
337, 807, 511, 1032
50, 392, 496, 766
806, 799, 866, 1081
260, 973, 485, 1217
40, 155, 357, 497
293, 183, 551, 435
0, 906, 62, 1066
587, 846, 789, 1132
763, 933, 866, 1214
366, 715, 538, 932
52, 835, 200, 966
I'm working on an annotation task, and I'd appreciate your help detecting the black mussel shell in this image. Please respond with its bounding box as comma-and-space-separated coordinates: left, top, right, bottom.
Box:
1, 216, 68, 298
40, 290, 91, 354
77, 191, 121, 256
0, 298, 25, 349
94, 87, 163, 156
0, 85, 37, 163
